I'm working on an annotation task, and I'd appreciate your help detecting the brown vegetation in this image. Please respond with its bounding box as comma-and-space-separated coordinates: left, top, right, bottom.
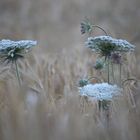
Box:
0, 0, 140, 140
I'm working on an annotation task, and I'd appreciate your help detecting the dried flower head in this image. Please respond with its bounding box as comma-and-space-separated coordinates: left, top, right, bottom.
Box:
85, 36, 135, 57
79, 78, 89, 87
80, 19, 93, 34
94, 59, 105, 70
79, 83, 121, 101
0, 39, 37, 63
110, 52, 122, 64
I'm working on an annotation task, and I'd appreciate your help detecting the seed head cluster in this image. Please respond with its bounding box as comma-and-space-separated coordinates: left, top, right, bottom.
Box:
79, 83, 121, 101
0, 39, 37, 63
85, 36, 135, 56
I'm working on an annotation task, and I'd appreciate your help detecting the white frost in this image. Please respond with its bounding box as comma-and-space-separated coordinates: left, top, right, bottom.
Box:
79, 83, 121, 101
0, 39, 37, 51
85, 36, 135, 52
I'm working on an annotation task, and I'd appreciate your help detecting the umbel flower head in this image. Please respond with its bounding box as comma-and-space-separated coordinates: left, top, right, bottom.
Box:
80, 19, 93, 34
79, 83, 121, 101
0, 39, 37, 63
85, 36, 135, 57
94, 58, 105, 70
79, 78, 89, 87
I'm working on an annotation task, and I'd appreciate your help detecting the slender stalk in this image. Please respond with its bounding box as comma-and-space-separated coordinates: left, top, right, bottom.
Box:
107, 57, 110, 83
98, 100, 102, 111
14, 60, 21, 86
92, 25, 108, 36
111, 62, 115, 83
119, 63, 122, 87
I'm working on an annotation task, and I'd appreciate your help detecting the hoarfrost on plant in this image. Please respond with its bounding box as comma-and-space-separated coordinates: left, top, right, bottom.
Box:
79, 83, 121, 101
0, 39, 37, 51
85, 36, 135, 55
0, 39, 37, 62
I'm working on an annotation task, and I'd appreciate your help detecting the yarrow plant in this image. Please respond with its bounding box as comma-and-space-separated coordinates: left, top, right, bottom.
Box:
0, 39, 37, 86
79, 18, 136, 117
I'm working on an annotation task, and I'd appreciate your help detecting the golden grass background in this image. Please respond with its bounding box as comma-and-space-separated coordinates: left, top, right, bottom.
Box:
0, 0, 140, 140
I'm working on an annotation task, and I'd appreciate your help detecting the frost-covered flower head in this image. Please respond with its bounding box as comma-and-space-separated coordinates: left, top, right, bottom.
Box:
0, 39, 37, 63
80, 19, 93, 34
79, 83, 121, 101
85, 36, 135, 57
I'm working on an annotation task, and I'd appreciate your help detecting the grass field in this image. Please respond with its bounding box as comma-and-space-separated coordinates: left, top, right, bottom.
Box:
0, 40, 139, 140
0, 0, 140, 140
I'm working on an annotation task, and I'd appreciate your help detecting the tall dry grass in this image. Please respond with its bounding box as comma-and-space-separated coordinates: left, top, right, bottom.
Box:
0, 0, 140, 139
0, 45, 139, 140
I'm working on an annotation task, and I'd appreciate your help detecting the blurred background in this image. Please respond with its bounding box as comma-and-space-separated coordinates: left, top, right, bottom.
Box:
0, 1, 140, 140
0, 0, 140, 53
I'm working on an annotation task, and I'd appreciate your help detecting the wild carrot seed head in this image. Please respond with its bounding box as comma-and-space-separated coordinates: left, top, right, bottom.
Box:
79, 83, 122, 101
0, 39, 37, 63
85, 36, 135, 57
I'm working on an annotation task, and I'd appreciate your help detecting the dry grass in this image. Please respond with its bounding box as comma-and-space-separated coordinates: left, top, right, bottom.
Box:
0, 45, 139, 140
0, 0, 140, 139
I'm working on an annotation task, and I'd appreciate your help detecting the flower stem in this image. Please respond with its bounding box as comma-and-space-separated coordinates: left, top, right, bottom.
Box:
92, 25, 108, 36
111, 62, 115, 83
14, 60, 21, 87
107, 57, 110, 84
98, 100, 102, 111
119, 63, 122, 87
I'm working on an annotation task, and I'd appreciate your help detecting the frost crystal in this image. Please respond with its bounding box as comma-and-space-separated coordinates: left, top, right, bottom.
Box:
0, 39, 37, 63
0, 40, 37, 51
79, 83, 121, 101
85, 36, 135, 56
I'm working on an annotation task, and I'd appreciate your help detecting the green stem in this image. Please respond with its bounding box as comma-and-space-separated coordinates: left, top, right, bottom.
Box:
107, 57, 110, 84
92, 25, 108, 36
14, 60, 21, 87
119, 64, 122, 87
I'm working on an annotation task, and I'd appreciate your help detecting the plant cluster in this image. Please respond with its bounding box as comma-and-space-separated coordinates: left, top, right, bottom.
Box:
0, 39, 37, 86
79, 18, 136, 112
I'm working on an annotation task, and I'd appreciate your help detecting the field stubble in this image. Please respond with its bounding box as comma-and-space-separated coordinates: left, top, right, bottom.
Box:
0, 45, 139, 140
